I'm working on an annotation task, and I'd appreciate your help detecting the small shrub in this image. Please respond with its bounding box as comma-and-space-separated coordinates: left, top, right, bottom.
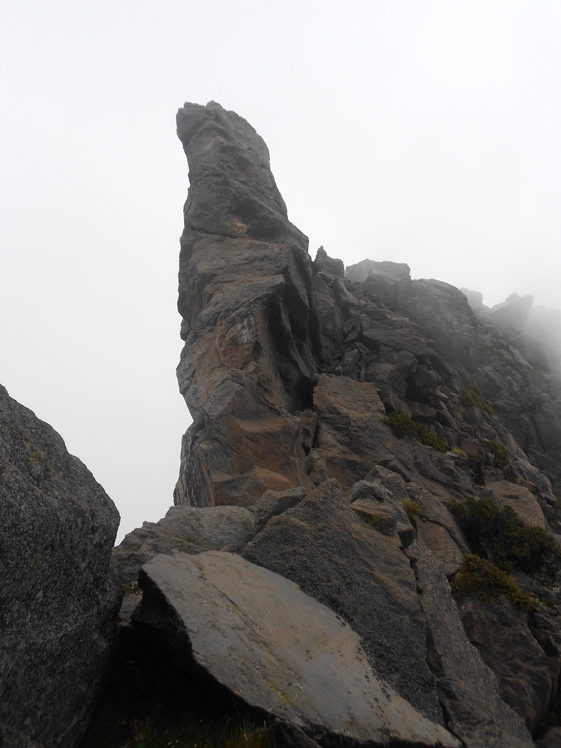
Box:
123, 581, 139, 595
460, 388, 495, 416
451, 554, 537, 612
381, 412, 447, 453
403, 499, 420, 527
448, 496, 557, 575
451, 446, 468, 460
487, 440, 510, 470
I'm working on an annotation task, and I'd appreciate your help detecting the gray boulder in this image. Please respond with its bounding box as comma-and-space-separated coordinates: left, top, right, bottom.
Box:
113, 503, 255, 584
133, 550, 460, 748
0, 385, 121, 748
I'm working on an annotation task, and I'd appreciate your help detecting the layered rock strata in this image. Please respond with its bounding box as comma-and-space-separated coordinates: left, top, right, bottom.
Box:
0, 385, 121, 748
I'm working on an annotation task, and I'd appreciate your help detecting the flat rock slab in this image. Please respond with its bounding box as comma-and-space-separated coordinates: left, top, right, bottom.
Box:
134, 551, 459, 748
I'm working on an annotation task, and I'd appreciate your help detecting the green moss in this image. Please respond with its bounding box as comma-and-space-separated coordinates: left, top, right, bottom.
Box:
123, 582, 139, 595
451, 554, 537, 612
381, 412, 447, 453
448, 496, 558, 575
460, 388, 495, 416
487, 440, 510, 470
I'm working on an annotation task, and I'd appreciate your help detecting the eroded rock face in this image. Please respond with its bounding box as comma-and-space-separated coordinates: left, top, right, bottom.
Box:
0, 385, 121, 748
175, 101, 317, 508
132, 100, 561, 743
133, 550, 460, 748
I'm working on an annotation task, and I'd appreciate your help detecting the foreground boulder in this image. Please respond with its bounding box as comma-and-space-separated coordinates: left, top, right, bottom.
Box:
132, 550, 460, 748
0, 385, 121, 748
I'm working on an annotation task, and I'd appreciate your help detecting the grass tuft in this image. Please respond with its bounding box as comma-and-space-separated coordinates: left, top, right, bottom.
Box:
460, 388, 495, 415
381, 412, 447, 453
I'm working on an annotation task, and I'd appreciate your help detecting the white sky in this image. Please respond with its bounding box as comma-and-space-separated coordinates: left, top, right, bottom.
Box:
1, 1, 560, 541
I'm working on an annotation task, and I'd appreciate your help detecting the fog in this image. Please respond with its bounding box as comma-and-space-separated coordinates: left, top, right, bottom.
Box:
1, 1, 560, 540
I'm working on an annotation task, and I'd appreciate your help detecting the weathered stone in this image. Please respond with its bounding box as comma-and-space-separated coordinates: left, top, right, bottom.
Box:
313, 374, 395, 486
243, 480, 444, 724
459, 594, 556, 732
253, 486, 307, 533
133, 550, 459, 748
488, 479, 547, 529
0, 385, 121, 748
416, 521, 464, 576
408, 543, 534, 747
313, 245, 344, 278
174, 373, 311, 507
175, 101, 319, 507
346, 259, 411, 283
113, 503, 255, 584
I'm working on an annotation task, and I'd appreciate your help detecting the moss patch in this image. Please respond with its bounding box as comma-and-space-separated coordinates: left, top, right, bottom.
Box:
381, 412, 447, 453
451, 554, 537, 612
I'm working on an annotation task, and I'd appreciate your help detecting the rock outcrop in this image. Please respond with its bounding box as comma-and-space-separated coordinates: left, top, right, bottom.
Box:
107, 101, 561, 746
0, 385, 121, 748
133, 550, 460, 748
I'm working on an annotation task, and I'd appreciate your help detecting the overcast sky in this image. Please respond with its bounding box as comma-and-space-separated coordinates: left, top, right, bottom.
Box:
1, 1, 560, 541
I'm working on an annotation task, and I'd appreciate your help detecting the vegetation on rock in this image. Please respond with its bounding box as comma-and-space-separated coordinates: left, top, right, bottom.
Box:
381, 412, 447, 453
486, 440, 510, 470
448, 496, 557, 575
460, 388, 495, 416
451, 554, 537, 612
403, 499, 420, 527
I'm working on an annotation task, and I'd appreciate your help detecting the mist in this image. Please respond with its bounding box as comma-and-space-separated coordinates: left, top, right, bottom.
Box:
1, 1, 560, 540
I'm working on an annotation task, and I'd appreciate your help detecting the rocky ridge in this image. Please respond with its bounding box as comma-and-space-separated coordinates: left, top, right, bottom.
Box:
111, 102, 561, 747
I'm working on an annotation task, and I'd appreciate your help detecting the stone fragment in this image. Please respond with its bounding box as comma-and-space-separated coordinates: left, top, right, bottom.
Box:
488, 479, 547, 529
113, 503, 255, 584
0, 385, 121, 748
346, 259, 412, 283
253, 486, 307, 533
133, 550, 460, 748
313, 246, 344, 278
